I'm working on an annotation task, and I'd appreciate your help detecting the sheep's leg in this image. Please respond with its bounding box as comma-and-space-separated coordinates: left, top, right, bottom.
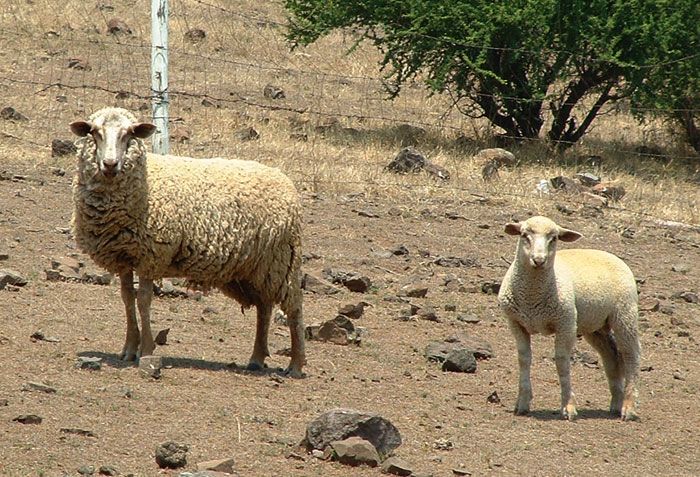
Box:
247, 301, 272, 371
508, 320, 533, 415
612, 309, 641, 421
281, 287, 305, 378
119, 271, 140, 361
554, 329, 578, 420
584, 330, 624, 415
136, 278, 155, 358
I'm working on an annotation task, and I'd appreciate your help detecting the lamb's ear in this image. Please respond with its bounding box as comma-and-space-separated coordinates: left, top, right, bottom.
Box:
504, 222, 522, 236
131, 122, 157, 138
558, 227, 582, 242
70, 121, 93, 137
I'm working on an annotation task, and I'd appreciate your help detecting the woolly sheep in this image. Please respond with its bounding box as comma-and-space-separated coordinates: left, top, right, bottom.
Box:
497, 216, 640, 420
69, 107, 305, 376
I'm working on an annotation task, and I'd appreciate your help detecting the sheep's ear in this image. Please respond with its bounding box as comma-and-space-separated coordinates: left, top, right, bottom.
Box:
131, 122, 157, 138
70, 121, 92, 137
558, 228, 582, 242
504, 222, 522, 236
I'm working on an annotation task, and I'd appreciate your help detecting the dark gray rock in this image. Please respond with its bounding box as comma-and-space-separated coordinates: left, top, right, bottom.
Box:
0, 269, 28, 289
301, 273, 341, 295
338, 301, 369, 319
13, 414, 42, 424
386, 147, 427, 173
331, 437, 380, 467
303, 408, 402, 456
1, 106, 28, 121
425, 335, 494, 363
481, 281, 501, 295
442, 349, 477, 373
51, 138, 77, 157
155, 441, 189, 469
98, 465, 118, 476
417, 306, 440, 322
154, 328, 170, 345
76, 356, 102, 371
78, 465, 95, 475
263, 84, 285, 99
676, 291, 699, 304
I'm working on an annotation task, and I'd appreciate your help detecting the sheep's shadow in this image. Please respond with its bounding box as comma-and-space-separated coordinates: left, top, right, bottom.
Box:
77, 351, 295, 377
522, 408, 618, 421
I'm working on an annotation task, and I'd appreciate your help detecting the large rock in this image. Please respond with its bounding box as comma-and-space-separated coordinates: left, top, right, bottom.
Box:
425, 334, 494, 362
0, 269, 28, 289
303, 408, 402, 456
331, 437, 381, 467
155, 441, 188, 469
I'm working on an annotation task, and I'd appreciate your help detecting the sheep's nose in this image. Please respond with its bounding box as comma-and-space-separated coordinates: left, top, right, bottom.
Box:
531, 256, 546, 267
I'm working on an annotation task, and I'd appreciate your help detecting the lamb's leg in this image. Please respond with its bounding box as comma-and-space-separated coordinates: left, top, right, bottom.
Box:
281, 287, 305, 378
555, 329, 578, 420
612, 308, 641, 421
508, 320, 533, 415
136, 277, 155, 358
584, 330, 624, 415
247, 301, 272, 371
119, 271, 140, 361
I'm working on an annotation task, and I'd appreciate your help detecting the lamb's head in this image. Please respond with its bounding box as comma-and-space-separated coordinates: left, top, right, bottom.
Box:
70, 107, 156, 179
505, 216, 582, 269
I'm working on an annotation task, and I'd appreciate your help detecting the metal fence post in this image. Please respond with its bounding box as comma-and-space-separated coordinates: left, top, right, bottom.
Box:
151, 0, 169, 154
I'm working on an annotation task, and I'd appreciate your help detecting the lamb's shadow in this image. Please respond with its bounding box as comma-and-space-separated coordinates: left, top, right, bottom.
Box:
524, 408, 618, 421
77, 351, 292, 377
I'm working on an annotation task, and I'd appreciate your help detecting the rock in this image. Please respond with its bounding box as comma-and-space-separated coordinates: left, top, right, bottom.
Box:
76, 356, 102, 370
344, 276, 372, 293
22, 381, 57, 394
575, 172, 601, 186
452, 468, 471, 476
386, 147, 427, 173
30, 330, 60, 343
170, 126, 192, 144
433, 256, 477, 268
67, 58, 91, 70
487, 390, 501, 404
303, 408, 402, 456
13, 414, 42, 424
442, 349, 477, 373
154, 328, 170, 346
550, 176, 583, 193
106, 18, 132, 35
60, 427, 97, 438
417, 306, 440, 322
639, 297, 661, 312
381, 456, 413, 476
0, 269, 28, 289
196, 457, 235, 473
263, 84, 285, 99
481, 161, 500, 181
481, 281, 501, 295
402, 286, 428, 298
456, 313, 480, 324
671, 263, 691, 274
139, 355, 162, 379
338, 301, 369, 319
676, 291, 699, 304
78, 465, 95, 475
185, 28, 207, 42
98, 465, 118, 476
82, 271, 113, 285
234, 126, 259, 141
301, 273, 341, 295
155, 441, 189, 469
318, 321, 350, 345
591, 182, 625, 201
423, 162, 450, 181
390, 245, 409, 256
330, 437, 381, 467
425, 335, 494, 362
474, 148, 516, 167
0, 106, 28, 121
51, 138, 77, 157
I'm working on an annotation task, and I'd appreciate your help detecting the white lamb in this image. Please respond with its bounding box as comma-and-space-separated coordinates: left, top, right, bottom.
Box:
69, 107, 305, 376
497, 216, 640, 420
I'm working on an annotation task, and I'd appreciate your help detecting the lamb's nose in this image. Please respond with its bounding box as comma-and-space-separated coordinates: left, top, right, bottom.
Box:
532, 256, 546, 267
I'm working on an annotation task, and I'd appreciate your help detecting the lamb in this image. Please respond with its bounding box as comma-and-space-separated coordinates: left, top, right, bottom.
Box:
69, 107, 305, 377
497, 216, 640, 420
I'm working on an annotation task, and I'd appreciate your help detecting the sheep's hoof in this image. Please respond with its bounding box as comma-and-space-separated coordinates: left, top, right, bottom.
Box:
283, 366, 305, 379
119, 349, 138, 362
621, 409, 640, 422
562, 406, 578, 421
514, 407, 529, 416
246, 361, 267, 372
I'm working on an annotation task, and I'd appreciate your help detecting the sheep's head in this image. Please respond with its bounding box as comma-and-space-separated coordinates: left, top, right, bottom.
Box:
70, 108, 156, 178
505, 216, 582, 269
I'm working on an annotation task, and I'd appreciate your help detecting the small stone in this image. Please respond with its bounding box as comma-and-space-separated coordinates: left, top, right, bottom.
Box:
444, 304, 457, 312
13, 414, 42, 425
331, 436, 380, 467
61, 428, 97, 438
139, 355, 163, 379
301, 273, 341, 295
575, 172, 601, 186
98, 465, 118, 476
338, 302, 369, 319
403, 286, 428, 298
343, 276, 372, 293
386, 147, 427, 173
78, 465, 95, 475
671, 264, 691, 274
391, 245, 409, 256
381, 456, 413, 476
30, 330, 60, 343
0, 269, 28, 289
318, 321, 349, 345
677, 291, 699, 304
452, 468, 471, 476
155, 441, 189, 469
486, 391, 500, 404
196, 457, 235, 473
154, 328, 170, 345
76, 356, 102, 370
311, 449, 326, 459
106, 18, 132, 35
51, 138, 77, 157
234, 126, 259, 141
184, 28, 206, 42
442, 349, 477, 373
263, 84, 285, 99
433, 438, 454, 451
481, 281, 501, 295
0, 106, 28, 121
22, 381, 57, 394
417, 306, 440, 322
456, 313, 480, 324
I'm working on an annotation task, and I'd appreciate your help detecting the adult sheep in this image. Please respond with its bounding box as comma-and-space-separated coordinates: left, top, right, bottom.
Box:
69, 107, 305, 377
498, 216, 640, 420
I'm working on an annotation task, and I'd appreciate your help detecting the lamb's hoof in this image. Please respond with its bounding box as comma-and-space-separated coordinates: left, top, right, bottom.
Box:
621, 409, 640, 422
283, 366, 305, 379
562, 406, 578, 421
246, 361, 267, 372
514, 407, 529, 416
119, 349, 138, 362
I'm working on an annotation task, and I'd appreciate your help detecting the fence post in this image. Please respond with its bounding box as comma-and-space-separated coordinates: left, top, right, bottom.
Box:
151, 0, 169, 154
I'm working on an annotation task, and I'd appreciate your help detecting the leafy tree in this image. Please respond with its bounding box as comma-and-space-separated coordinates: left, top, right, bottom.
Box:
285, 0, 700, 151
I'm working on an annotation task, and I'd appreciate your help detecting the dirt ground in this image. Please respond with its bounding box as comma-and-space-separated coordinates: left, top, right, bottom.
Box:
1, 160, 699, 476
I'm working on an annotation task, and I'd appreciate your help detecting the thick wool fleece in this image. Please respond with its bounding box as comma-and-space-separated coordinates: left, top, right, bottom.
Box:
72, 133, 302, 308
